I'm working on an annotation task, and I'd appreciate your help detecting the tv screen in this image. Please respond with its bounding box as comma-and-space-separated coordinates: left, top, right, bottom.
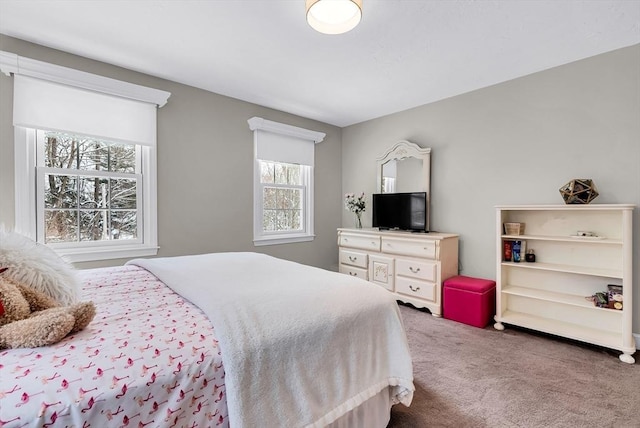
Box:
372, 192, 427, 232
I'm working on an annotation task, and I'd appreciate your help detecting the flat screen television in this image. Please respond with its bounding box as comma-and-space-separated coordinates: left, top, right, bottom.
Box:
372, 192, 428, 232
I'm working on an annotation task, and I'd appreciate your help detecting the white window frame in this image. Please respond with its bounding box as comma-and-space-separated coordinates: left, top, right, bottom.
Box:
35, 130, 143, 245
16, 128, 159, 262
248, 117, 325, 246
2, 51, 169, 262
254, 161, 313, 246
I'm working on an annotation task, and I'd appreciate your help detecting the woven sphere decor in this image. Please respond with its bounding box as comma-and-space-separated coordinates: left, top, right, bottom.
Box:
559, 179, 599, 204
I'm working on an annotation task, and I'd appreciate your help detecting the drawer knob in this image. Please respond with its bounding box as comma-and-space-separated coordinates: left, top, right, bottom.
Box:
409, 266, 421, 274
349, 256, 357, 262
409, 285, 421, 292
349, 272, 358, 276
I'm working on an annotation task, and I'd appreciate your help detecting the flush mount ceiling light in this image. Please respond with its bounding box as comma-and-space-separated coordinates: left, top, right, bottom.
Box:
306, 0, 363, 35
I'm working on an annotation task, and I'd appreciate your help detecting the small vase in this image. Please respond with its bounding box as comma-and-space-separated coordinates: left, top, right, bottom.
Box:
355, 212, 363, 229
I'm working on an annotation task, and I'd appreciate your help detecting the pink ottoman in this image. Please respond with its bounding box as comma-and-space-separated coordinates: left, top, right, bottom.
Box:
442, 275, 496, 328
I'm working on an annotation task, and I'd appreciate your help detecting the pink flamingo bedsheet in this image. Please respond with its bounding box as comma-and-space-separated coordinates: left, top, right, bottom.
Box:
0, 265, 228, 428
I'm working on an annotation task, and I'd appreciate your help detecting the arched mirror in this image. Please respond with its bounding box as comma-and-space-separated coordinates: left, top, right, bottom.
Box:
376, 140, 431, 230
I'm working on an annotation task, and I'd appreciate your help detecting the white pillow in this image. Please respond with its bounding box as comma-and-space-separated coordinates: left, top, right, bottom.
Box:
0, 230, 80, 305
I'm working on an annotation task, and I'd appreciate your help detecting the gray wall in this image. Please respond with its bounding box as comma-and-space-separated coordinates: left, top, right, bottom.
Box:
1, 35, 638, 334
342, 44, 640, 333
0, 35, 343, 271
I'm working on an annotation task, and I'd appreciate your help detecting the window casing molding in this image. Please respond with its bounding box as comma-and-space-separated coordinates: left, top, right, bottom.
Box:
0, 50, 170, 107
248, 117, 325, 246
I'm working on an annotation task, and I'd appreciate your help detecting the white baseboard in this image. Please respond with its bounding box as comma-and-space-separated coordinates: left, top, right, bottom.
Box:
634, 333, 640, 350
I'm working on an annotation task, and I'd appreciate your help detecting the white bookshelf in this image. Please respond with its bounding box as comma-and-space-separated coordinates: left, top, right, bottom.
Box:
494, 204, 635, 364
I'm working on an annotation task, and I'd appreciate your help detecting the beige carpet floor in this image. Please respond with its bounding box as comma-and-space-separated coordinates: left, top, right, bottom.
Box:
387, 304, 640, 428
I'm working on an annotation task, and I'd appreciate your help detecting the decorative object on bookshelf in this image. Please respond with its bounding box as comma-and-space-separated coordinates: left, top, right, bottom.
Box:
571, 231, 606, 239
504, 222, 524, 235
607, 285, 623, 310
588, 292, 609, 308
559, 179, 599, 204
587, 285, 623, 310
525, 249, 536, 263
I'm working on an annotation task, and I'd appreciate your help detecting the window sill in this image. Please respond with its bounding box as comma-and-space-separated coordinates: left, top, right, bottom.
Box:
54, 244, 159, 263
253, 234, 315, 247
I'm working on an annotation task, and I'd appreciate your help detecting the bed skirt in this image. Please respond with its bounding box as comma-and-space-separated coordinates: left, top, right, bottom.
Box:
328, 387, 392, 428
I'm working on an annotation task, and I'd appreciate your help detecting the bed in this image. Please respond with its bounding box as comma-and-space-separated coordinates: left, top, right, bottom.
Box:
0, 252, 414, 427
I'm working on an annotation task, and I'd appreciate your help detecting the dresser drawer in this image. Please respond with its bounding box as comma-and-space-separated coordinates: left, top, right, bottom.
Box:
396, 258, 437, 281
395, 276, 436, 301
339, 233, 381, 252
339, 264, 368, 280
339, 249, 368, 268
382, 237, 437, 259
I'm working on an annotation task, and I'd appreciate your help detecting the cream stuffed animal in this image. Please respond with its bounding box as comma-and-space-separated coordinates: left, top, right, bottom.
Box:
0, 267, 96, 349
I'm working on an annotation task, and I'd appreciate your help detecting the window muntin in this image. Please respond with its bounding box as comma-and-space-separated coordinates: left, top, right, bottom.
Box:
36, 130, 142, 246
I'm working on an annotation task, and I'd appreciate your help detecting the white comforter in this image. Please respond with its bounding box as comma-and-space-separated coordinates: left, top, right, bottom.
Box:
128, 252, 414, 428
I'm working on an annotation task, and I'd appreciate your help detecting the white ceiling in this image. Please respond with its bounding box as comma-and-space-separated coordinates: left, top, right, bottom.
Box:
0, 0, 639, 127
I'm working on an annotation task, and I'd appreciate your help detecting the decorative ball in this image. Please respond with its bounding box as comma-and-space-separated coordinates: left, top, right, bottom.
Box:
559, 179, 599, 204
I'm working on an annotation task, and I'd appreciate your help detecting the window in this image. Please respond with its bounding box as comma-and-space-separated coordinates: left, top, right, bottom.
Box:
3, 50, 170, 262
16, 126, 157, 262
248, 117, 325, 246
36, 130, 141, 245
259, 161, 308, 233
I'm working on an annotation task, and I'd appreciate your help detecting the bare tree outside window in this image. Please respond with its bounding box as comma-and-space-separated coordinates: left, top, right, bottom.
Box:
40, 132, 139, 244
259, 161, 303, 233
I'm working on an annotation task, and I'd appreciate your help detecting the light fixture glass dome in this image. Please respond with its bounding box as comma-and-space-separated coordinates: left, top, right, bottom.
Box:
306, 0, 363, 35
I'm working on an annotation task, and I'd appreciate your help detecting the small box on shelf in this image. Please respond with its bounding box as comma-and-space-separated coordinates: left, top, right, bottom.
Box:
607, 285, 623, 310
504, 222, 525, 235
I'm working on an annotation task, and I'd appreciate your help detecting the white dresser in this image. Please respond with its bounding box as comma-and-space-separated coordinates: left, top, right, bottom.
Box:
337, 228, 459, 316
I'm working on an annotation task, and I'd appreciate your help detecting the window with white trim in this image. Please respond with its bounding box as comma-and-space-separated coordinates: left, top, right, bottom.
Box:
2, 50, 170, 262
248, 117, 325, 246
259, 161, 307, 233
37, 130, 141, 245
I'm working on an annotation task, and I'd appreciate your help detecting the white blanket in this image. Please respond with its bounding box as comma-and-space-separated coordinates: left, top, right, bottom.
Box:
128, 252, 414, 428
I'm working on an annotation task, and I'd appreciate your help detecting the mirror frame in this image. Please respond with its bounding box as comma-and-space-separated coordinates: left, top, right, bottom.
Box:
376, 140, 432, 231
